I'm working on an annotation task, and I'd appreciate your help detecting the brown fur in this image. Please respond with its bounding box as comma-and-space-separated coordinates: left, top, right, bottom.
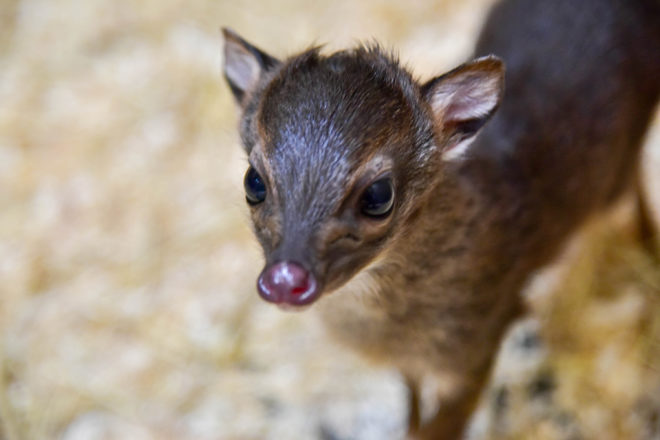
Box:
222, 0, 660, 437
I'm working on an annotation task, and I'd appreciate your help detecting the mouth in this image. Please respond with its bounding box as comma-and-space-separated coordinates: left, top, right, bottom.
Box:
275, 302, 314, 312
256, 261, 322, 307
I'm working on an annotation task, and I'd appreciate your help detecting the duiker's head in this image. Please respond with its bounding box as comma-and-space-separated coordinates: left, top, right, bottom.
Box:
222, 28, 504, 308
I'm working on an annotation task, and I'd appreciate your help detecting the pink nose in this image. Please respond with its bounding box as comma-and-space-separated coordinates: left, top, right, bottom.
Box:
257, 261, 319, 306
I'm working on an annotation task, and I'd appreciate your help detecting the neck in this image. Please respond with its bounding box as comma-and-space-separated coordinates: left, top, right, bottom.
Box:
317, 158, 530, 377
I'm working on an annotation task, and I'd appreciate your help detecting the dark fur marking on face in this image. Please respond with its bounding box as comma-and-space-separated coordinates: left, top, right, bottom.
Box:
232, 43, 449, 291
254, 46, 434, 220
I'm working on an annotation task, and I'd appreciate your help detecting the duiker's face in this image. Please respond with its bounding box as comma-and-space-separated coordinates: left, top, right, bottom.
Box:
222, 29, 504, 308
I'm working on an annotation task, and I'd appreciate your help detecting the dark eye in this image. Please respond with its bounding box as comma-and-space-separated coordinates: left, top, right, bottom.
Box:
244, 166, 267, 205
360, 177, 394, 218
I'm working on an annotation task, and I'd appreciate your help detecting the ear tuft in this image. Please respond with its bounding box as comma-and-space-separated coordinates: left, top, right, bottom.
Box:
422, 55, 505, 159
222, 28, 280, 104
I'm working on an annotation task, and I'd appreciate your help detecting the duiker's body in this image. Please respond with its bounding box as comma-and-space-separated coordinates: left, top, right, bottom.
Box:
223, 0, 660, 437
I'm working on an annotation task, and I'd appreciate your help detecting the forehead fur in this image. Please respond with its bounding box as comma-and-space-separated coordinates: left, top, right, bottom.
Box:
253, 45, 432, 214
260, 45, 426, 152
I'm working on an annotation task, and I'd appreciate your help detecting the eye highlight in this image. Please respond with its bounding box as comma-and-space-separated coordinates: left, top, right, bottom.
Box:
244, 166, 267, 205
360, 177, 394, 218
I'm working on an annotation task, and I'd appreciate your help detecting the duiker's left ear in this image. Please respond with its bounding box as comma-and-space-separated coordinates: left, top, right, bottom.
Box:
422, 56, 504, 160
222, 28, 280, 105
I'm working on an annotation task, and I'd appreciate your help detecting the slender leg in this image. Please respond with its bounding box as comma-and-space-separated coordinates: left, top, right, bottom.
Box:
410, 305, 523, 439
635, 172, 657, 259
405, 376, 421, 435
413, 366, 492, 440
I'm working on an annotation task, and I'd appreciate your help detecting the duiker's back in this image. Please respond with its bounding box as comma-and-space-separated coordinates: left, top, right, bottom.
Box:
472, 0, 660, 256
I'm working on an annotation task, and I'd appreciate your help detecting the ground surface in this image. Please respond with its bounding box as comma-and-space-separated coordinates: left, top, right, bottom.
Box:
1, 0, 660, 439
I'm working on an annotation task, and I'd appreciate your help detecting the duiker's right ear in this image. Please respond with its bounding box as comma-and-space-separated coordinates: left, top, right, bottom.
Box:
222, 28, 280, 104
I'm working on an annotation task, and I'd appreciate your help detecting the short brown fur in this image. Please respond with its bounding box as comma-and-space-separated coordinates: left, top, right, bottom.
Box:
222, 0, 660, 437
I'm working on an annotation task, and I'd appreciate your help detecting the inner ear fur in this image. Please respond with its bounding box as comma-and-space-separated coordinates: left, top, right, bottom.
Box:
422, 56, 505, 149
222, 28, 280, 104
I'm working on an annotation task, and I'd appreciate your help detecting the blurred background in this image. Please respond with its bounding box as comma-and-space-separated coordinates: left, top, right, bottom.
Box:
1, 0, 659, 439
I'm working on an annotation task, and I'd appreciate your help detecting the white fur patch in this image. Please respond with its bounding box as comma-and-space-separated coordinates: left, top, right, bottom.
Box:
442, 136, 477, 161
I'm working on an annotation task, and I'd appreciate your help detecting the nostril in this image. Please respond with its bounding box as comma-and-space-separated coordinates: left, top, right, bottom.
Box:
257, 261, 320, 306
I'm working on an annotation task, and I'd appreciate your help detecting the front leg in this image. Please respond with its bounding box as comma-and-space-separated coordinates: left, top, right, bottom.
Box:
405, 375, 421, 434
410, 365, 492, 440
